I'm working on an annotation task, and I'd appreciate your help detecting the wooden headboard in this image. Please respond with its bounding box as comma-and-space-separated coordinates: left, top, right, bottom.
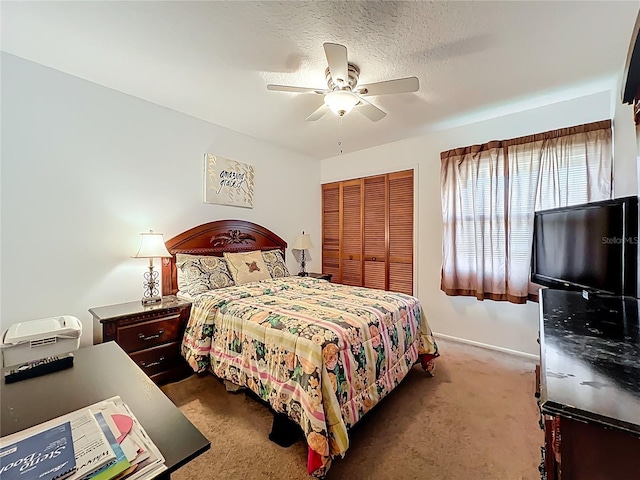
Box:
161, 219, 287, 296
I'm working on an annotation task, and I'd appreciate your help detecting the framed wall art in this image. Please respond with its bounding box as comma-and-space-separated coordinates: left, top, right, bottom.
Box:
204, 153, 254, 208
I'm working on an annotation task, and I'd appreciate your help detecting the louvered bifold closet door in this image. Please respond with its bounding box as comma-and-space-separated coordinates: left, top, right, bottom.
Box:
388, 170, 414, 295
363, 176, 387, 290
341, 179, 363, 286
322, 183, 341, 280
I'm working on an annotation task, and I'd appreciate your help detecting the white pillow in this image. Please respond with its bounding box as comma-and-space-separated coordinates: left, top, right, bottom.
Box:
223, 251, 271, 285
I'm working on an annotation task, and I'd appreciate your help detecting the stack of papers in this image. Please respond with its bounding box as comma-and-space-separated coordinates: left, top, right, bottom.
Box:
0, 397, 165, 480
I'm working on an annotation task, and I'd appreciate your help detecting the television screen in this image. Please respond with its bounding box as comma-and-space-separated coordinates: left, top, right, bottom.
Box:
531, 196, 638, 296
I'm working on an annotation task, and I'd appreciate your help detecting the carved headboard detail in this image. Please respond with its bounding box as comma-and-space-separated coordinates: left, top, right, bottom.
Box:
211, 230, 257, 247
161, 219, 287, 296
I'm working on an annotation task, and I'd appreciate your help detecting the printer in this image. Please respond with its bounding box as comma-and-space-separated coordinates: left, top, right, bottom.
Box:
1, 316, 82, 368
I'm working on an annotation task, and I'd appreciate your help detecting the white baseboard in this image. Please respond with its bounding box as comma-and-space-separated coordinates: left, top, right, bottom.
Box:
433, 332, 539, 361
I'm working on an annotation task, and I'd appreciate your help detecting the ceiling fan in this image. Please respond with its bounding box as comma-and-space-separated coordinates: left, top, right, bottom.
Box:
266, 43, 419, 122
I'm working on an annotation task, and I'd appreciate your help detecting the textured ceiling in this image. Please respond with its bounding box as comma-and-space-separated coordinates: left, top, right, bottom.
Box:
2, 1, 639, 160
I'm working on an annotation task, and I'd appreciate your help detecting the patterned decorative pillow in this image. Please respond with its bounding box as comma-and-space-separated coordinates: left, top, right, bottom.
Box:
176, 253, 234, 296
223, 250, 271, 285
262, 249, 290, 278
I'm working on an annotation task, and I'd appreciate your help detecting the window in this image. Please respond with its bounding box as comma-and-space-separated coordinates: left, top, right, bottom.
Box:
440, 121, 612, 303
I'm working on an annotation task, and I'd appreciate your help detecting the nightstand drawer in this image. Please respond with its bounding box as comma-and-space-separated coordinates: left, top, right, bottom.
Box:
130, 341, 182, 377
117, 314, 182, 352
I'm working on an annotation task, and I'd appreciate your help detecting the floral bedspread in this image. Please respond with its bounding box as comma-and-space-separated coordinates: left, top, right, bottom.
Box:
182, 276, 438, 477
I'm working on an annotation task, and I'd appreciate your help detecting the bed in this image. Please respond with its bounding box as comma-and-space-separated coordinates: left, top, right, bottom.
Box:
161, 220, 439, 478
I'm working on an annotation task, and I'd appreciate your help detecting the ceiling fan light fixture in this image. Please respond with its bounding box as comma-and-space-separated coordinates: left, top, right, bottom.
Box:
324, 90, 359, 117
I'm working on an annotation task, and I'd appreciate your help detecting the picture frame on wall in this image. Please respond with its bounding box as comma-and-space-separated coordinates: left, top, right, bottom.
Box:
204, 153, 254, 208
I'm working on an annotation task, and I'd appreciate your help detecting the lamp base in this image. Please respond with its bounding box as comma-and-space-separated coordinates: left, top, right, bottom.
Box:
298, 272, 308, 277
141, 296, 162, 306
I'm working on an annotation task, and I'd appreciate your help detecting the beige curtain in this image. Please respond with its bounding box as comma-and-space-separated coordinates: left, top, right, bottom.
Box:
440, 120, 612, 304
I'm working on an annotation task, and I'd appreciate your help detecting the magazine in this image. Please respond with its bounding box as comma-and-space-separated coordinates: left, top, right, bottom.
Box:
0, 421, 76, 480
88, 398, 166, 480
85, 413, 129, 480
0, 397, 164, 480
66, 412, 115, 480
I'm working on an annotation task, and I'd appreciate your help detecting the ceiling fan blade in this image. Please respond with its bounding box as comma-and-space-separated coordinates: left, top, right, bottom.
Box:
305, 103, 329, 122
356, 77, 419, 96
267, 84, 325, 94
356, 97, 386, 122
323, 43, 349, 86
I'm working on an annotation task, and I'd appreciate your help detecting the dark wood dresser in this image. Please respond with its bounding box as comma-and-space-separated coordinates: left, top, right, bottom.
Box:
537, 289, 640, 480
90, 296, 192, 385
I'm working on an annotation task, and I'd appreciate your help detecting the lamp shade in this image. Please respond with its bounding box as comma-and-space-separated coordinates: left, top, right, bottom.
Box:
324, 90, 359, 116
132, 230, 172, 258
292, 233, 314, 250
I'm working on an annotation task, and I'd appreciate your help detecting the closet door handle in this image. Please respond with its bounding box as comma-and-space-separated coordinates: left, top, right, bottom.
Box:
372, 257, 377, 261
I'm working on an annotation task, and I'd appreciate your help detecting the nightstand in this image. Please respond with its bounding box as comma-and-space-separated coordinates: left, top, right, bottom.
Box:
305, 272, 333, 282
89, 296, 192, 385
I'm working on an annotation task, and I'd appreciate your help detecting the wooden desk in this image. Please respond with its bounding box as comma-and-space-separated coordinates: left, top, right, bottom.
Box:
1, 342, 210, 478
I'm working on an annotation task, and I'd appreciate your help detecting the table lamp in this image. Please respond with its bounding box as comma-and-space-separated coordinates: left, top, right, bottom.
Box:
132, 230, 172, 305
292, 231, 314, 276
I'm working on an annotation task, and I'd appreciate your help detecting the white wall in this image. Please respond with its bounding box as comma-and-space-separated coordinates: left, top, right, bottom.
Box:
1, 53, 321, 345
613, 99, 638, 197
321, 90, 638, 356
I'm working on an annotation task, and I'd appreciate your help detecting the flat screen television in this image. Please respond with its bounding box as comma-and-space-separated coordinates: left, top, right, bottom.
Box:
531, 196, 638, 296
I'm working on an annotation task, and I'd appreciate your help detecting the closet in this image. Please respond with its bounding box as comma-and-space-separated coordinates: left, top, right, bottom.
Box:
321, 169, 414, 295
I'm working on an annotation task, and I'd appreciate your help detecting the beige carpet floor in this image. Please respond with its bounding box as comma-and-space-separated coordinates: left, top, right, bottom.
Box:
161, 339, 542, 480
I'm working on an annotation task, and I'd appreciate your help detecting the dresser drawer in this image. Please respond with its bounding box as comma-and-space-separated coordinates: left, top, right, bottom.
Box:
129, 341, 183, 377
117, 314, 182, 352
